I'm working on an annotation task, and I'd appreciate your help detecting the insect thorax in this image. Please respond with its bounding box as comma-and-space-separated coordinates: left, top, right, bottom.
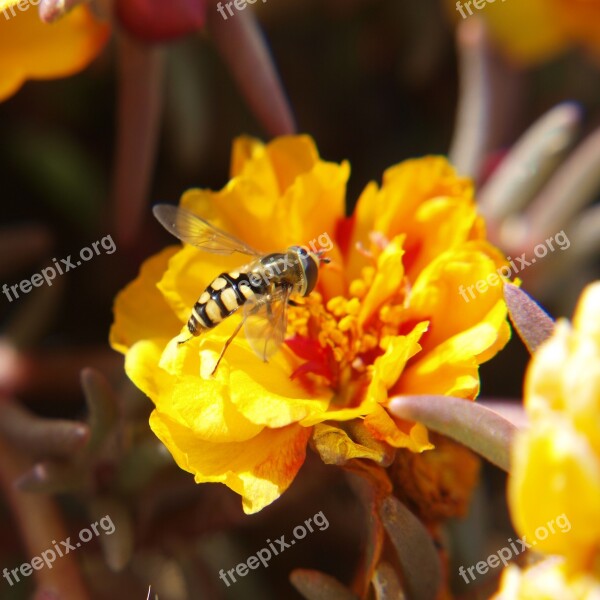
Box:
254, 252, 304, 294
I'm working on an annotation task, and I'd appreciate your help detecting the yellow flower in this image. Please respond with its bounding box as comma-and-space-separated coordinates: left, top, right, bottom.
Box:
447, 0, 600, 66
496, 561, 600, 600
495, 282, 600, 598
110, 135, 510, 513
0, 2, 109, 102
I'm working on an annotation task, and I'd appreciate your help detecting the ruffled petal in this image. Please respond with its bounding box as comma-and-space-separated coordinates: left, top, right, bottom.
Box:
182, 136, 349, 254
110, 247, 182, 354
126, 336, 264, 443
364, 405, 433, 452
150, 411, 311, 514
408, 243, 508, 353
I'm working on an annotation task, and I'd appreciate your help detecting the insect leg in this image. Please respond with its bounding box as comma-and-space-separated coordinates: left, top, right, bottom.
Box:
178, 334, 194, 346
211, 319, 245, 376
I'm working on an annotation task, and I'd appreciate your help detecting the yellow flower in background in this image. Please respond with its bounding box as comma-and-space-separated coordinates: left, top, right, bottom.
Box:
0, 1, 109, 102
496, 560, 600, 600
495, 282, 600, 598
447, 0, 600, 66
110, 135, 510, 513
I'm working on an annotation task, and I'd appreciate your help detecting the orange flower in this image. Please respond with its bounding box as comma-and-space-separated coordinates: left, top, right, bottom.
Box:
0, 2, 109, 102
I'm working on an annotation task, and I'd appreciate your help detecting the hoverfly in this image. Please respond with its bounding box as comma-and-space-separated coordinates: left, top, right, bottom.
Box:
153, 204, 330, 373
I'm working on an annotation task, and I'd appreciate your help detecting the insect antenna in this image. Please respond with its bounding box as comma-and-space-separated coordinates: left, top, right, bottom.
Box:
315, 249, 331, 264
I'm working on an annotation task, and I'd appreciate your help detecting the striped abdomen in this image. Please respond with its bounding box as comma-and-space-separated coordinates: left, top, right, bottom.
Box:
187, 271, 259, 334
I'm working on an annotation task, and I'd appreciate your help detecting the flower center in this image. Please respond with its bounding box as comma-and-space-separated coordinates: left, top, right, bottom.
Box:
286, 264, 414, 406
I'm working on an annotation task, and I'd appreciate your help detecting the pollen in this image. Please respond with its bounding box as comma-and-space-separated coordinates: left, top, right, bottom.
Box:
349, 279, 367, 299
359, 334, 378, 353
287, 264, 410, 402
326, 297, 348, 317
380, 305, 404, 326
338, 315, 355, 332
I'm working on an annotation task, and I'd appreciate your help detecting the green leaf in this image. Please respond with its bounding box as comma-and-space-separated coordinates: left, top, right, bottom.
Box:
388, 395, 517, 471
379, 497, 441, 600
290, 569, 358, 600
504, 282, 555, 353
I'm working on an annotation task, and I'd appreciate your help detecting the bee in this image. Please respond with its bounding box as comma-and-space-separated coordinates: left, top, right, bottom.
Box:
153, 204, 330, 373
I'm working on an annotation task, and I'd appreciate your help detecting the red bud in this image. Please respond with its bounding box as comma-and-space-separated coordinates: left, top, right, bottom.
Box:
116, 0, 206, 42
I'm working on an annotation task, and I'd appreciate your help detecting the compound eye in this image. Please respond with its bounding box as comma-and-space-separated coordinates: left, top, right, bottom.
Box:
302, 256, 318, 296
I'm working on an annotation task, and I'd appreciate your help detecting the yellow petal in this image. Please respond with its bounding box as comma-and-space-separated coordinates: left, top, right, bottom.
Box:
409, 242, 508, 352
367, 323, 429, 404
345, 181, 378, 281
264, 135, 323, 192
509, 417, 600, 567
150, 411, 311, 514
526, 283, 600, 450
358, 235, 406, 325
347, 157, 476, 280
311, 423, 391, 465
376, 156, 473, 241
525, 320, 572, 416
154, 317, 331, 431
363, 405, 433, 452
229, 135, 270, 178
404, 197, 481, 281
229, 358, 331, 427
0, 5, 109, 102
398, 306, 507, 399
494, 561, 569, 600
482, 0, 567, 65
181, 135, 349, 254
495, 560, 600, 600
359, 325, 434, 451
397, 249, 510, 399
110, 247, 182, 354
573, 281, 600, 345
126, 337, 264, 443
299, 401, 378, 427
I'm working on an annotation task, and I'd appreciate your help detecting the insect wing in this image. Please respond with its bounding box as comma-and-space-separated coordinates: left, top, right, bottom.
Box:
243, 286, 292, 362
152, 204, 261, 256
